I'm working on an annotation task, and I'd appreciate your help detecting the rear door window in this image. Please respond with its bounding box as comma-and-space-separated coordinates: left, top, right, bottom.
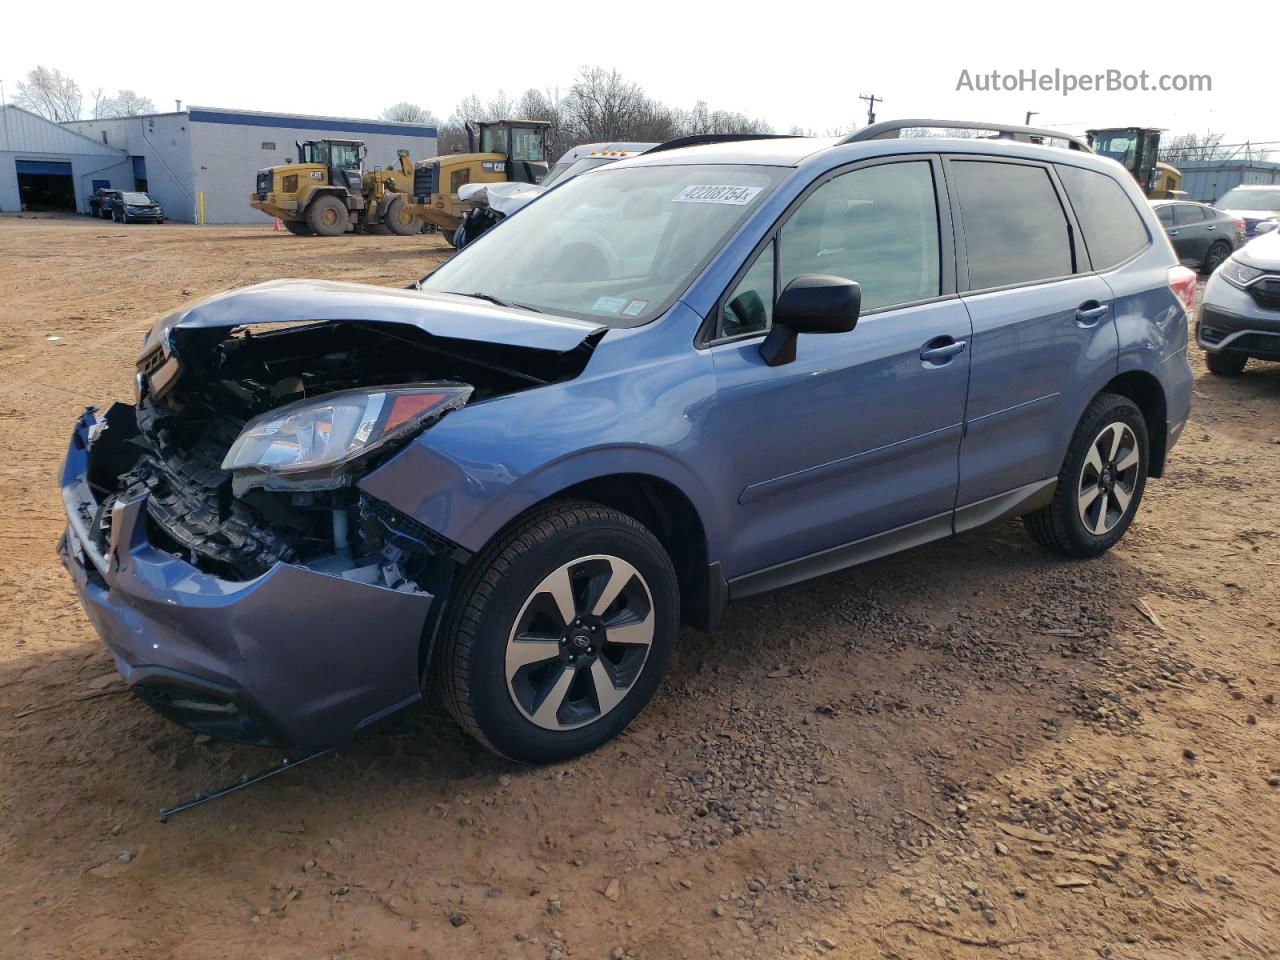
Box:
951, 161, 1073, 289
1056, 165, 1150, 269
1156, 205, 1174, 226
1173, 204, 1207, 226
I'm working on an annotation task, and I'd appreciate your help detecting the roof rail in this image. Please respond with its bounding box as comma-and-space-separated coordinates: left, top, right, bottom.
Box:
645, 133, 798, 155
840, 119, 1092, 153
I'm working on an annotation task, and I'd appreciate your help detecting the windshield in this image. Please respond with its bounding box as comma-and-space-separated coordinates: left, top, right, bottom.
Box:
420, 164, 785, 326
510, 127, 546, 163
543, 156, 616, 187
1217, 187, 1280, 212
123, 192, 152, 204
1091, 132, 1138, 167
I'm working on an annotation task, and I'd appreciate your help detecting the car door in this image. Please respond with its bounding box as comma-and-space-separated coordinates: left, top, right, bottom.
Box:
1155, 204, 1179, 259
1171, 203, 1209, 264
948, 156, 1117, 519
703, 156, 972, 589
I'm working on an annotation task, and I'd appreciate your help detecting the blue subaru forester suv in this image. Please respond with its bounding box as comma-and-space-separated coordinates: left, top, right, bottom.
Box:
59, 120, 1194, 763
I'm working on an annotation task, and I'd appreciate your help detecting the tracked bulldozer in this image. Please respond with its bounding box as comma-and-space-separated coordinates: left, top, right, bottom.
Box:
250, 139, 421, 236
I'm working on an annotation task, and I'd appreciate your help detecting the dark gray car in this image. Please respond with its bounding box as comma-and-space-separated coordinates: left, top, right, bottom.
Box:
1152, 200, 1244, 273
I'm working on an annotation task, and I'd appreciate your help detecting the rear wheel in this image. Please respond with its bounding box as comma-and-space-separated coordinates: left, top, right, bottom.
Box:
1024, 393, 1148, 558
1204, 350, 1247, 376
1202, 240, 1231, 274
282, 220, 315, 236
435, 502, 679, 763
306, 195, 348, 236
383, 196, 419, 236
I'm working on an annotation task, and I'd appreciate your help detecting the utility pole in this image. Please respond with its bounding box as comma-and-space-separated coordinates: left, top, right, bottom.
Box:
859, 93, 881, 126
1025, 111, 1038, 126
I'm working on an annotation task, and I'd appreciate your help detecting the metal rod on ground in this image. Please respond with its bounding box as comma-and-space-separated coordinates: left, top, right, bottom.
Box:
158, 747, 334, 822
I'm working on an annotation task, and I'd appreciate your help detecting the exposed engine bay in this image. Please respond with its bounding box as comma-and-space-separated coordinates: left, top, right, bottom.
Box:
93, 318, 586, 584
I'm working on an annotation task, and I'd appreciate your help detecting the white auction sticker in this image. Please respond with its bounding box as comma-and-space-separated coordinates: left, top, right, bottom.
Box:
673, 184, 764, 205
591, 295, 628, 315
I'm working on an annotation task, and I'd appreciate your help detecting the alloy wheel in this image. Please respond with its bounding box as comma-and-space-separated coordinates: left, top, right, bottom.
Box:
505, 554, 655, 731
1076, 421, 1141, 536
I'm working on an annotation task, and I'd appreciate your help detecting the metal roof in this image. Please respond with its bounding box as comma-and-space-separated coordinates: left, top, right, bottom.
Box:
0, 104, 128, 157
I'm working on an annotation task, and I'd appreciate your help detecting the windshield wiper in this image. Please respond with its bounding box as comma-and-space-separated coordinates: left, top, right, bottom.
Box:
448, 291, 543, 314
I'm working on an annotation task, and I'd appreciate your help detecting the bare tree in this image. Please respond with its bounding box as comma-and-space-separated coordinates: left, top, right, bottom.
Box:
14, 66, 82, 122
380, 102, 440, 126
1159, 131, 1269, 164
96, 89, 156, 118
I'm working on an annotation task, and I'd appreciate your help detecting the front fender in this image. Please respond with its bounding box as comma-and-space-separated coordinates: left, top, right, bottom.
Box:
358, 313, 725, 558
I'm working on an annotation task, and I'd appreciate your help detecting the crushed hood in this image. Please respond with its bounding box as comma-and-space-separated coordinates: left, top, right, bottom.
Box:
147, 279, 606, 354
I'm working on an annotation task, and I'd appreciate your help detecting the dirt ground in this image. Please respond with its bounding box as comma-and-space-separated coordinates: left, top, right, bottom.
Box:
1, 216, 1278, 960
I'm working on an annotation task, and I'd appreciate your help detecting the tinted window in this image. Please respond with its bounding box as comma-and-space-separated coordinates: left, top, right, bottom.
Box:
720, 240, 774, 338
953, 161, 1072, 288
1057, 165, 1150, 269
779, 161, 940, 312
1173, 204, 1206, 226
1155, 205, 1174, 225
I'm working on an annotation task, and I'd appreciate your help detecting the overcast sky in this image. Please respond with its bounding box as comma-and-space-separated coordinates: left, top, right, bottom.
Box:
4, 0, 1275, 149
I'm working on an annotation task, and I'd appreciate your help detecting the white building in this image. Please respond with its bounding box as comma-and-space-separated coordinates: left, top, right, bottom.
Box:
0, 104, 134, 215
60, 105, 438, 224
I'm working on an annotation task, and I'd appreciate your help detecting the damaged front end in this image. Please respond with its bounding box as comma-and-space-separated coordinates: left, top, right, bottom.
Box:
59, 280, 605, 748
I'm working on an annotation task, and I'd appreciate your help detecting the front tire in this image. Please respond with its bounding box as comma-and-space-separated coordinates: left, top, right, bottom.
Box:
383, 196, 419, 236
306, 195, 348, 236
435, 502, 679, 763
1024, 393, 1149, 558
1204, 350, 1247, 376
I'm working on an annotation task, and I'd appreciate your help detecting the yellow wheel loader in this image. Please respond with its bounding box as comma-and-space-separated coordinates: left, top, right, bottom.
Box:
409, 120, 551, 246
250, 139, 422, 236
1086, 127, 1183, 200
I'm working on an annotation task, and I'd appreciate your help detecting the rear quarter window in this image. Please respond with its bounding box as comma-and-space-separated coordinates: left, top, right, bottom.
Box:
951, 160, 1073, 289
1056, 165, 1150, 270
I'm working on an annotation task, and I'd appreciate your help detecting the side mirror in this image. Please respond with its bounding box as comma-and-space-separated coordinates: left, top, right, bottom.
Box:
759, 274, 861, 366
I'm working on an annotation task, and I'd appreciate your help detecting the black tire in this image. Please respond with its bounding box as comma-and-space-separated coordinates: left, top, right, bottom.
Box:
113, 208, 124, 223
383, 195, 419, 236
282, 220, 315, 236
1023, 392, 1149, 558
1204, 350, 1247, 376
440, 223, 460, 248
306, 195, 348, 236
1202, 240, 1231, 274
435, 501, 679, 763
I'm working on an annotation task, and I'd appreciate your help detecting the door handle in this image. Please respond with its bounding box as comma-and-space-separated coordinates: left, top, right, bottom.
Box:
1076, 302, 1110, 326
920, 337, 967, 364
1206, 225, 1216, 231
1168, 229, 1179, 236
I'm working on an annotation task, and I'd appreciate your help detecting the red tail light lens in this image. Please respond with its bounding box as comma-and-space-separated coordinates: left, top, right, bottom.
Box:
1168, 266, 1197, 316
1235, 219, 1246, 232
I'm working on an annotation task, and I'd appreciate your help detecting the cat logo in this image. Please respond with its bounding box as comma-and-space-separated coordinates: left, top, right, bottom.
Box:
310, 171, 324, 180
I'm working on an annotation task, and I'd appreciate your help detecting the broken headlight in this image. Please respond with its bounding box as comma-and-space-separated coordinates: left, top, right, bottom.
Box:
222, 383, 471, 493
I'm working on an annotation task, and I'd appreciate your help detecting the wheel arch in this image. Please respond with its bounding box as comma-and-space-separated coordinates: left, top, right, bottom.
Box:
1099, 370, 1169, 477
554, 473, 721, 631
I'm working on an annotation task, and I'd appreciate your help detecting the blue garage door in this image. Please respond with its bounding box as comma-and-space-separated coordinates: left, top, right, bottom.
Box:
16, 159, 73, 176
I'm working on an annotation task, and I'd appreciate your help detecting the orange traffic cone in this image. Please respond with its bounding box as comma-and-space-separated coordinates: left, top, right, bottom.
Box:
273, 217, 281, 231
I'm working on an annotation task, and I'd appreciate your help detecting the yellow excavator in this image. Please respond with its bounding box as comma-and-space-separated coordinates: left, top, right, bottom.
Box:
1086, 127, 1184, 199
250, 139, 421, 236
409, 120, 551, 245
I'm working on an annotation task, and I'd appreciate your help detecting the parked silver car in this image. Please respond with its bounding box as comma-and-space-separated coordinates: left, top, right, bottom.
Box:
1215, 184, 1280, 239
1198, 229, 1280, 374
